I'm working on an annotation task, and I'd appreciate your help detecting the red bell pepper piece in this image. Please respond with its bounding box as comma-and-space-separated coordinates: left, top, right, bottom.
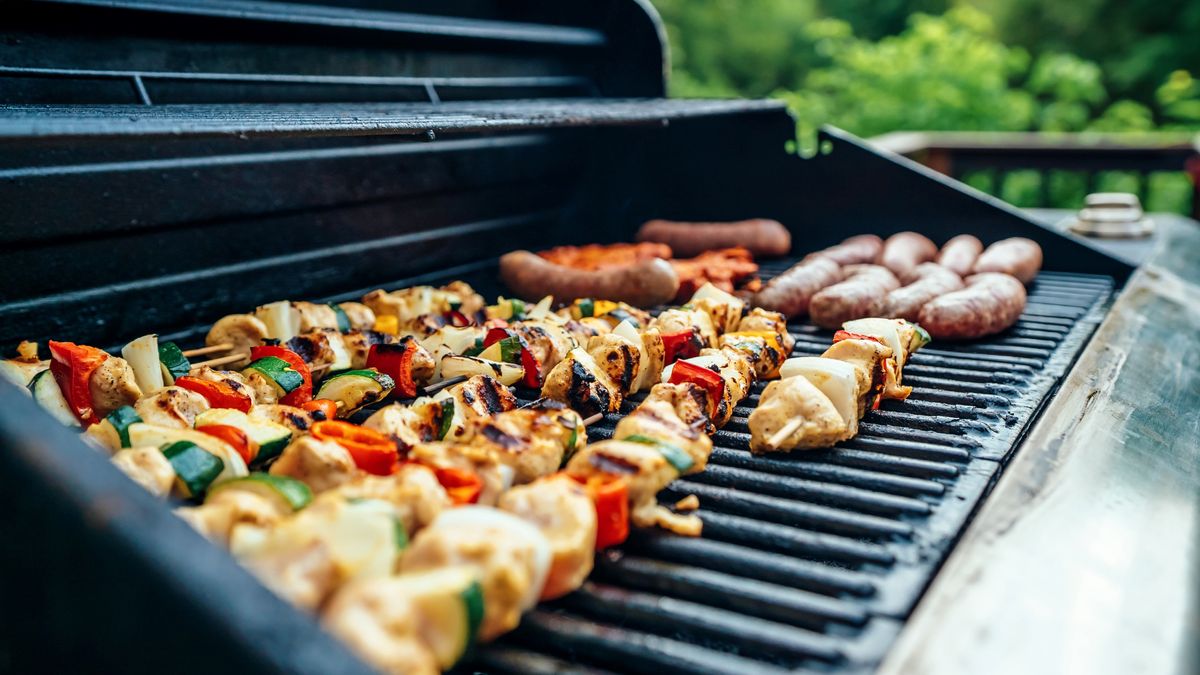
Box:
250, 345, 312, 406
661, 329, 700, 364
579, 474, 630, 549
301, 399, 340, 421
196, 424, 258, 464
432, 466, 483, 505
668, 360, 725, 418
311, 420, 398, 475
483, 327, 542, 388
443, 310, 472, 327
47, 341, 109, 427
366, 340, 419, 399
175, 376, 253, 413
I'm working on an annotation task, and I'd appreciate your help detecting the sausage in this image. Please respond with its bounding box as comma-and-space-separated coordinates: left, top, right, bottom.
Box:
636, 219, 791, 258
884, 263, 964, 322
936, 234, 983, 276
808, 264, 900, 329
972, 237, 1043, 284
918, 273, 1027, 340
751, 257, 841, 318
802, 234, 884, 266
499, 250, 679, 307
877, 232, 938, 283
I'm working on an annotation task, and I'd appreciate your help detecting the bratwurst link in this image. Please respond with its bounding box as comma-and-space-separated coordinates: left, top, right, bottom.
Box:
751, 256, 842, 318
499, 250, 680, 306
885, 262, 964, 322
972, 237, 1043, 284
808, 264, 900, 329
936, 234, 983, 277
877, 231, 938, 283
636, 219, 792, 258
918, 273, 1027, 339
802, 234, 884, 266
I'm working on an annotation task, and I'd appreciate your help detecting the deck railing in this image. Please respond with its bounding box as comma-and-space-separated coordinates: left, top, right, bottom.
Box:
870, 131, 1200, 220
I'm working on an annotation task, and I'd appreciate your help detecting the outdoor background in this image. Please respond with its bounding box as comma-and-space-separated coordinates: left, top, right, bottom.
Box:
649, 0, 1200, 213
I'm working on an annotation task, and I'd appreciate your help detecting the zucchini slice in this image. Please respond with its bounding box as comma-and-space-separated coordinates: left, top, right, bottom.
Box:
329, 303, 351, 333
106, 406, 142, 449
315, 369, 395, 418
385, 566, 485, 670
128, 423, 248, 484
243, 356, 304, 397
161, 441, 225, 499
122, 334, 165, 395
194, 408, 292, 464
207, 472, 312, 512
438, 356, 522, 386
157, 341, 191, 386
28, 369, 80, 427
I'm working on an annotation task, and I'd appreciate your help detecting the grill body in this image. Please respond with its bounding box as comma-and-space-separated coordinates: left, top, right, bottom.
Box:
0, 3, 1134, 674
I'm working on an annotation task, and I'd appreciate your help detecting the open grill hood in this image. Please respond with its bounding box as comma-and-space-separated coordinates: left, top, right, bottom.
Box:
0, 2, 1142, 674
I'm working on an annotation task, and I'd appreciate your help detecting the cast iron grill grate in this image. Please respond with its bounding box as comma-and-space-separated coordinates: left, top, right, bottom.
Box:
460, 262, 1114, 674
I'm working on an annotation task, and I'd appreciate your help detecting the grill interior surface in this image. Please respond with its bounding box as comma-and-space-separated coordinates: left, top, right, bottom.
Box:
444, 261, 1114, 674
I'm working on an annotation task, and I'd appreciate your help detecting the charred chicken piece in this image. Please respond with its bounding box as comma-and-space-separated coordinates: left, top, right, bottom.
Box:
584, 333, 641, 398
327, 463, 450, 536
565, 439, 680, 528
134, 385, 210, 429
464, 406, 587, 485
269, 435, 359, 494
748, 376, 847, 453
250, 403, 316, 435
540, 348, 620, 417
499, 474, 597, 600
111, 446, 176, 497
614, 383, 713, 472
653, 307, 718, 349
88, 356, 143, 419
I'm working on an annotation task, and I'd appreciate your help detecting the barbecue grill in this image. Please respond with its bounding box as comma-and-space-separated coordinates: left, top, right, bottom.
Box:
3, 3, 1196, 675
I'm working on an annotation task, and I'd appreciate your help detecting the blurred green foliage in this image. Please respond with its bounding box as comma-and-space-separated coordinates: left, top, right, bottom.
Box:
651, 1, 1200, 213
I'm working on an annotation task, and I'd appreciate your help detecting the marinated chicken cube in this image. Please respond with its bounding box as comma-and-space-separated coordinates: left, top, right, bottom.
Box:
512, 321, 576, 373
653, 308, 718, 349
89, 356, 142, 419
176, 489, 290, 547
540, 348, 620, 417
363, 401, 442, 450
250, 403, 316, 435
111, 446, 175, 498
614, 384, 713, 473
337, 302, 377, 332
738, 307, 795, 355
819, 338, 893, 414
327, 463, 450, 536
565, 439, 680, 527
134, 385, 210, 429
292, 301, 340, 333
406, 441, 511, 506
269, 436, 359, 493
465, 407, 587, 485
585, 333, 641, 397
499, 474, 597, 600
322, 579, 441, 675
748, 376, 847, 453
206, 314, 270, 368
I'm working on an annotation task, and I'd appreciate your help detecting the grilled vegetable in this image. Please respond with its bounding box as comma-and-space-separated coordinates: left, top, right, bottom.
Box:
314, 369, 395, 417
197, 424, 257, 465
121, 334, 165, 395
175, 375, 253, 413
28, 369, 80, 427
196, 408, 293, 464
623, 433, 695, 473
311, 420, 398, 475
206, 473, 313, 513
127, 423, 248, 484
48, 341, 108, 426
366, 341, 421, 398
439, 356, 522, 387
243, 356, 304, 398
376, 567, 485, 670
249, 345, 312, 406
104, 405, 142, 449
157, 341, 192, 385
666, 359, 725, 418
579, 475, 629, 549
255, 300, 301, 342
161, 440, 225, 499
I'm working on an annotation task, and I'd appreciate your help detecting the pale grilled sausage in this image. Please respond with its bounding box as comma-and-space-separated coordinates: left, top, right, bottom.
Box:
751, 257, 841, 318
636, 219, 791, 257
802, 234, 884, 266
499, 250, 679, 307
877, 232, 938, 282
972, 237, 1043, 284
809, 264, 900, 329
936, 234, 983, 276
918, 273, 1027, 339
885, 263, 964, 322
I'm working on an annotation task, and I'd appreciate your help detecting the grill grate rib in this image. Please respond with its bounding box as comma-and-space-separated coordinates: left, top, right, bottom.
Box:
450, 265, 1115, 674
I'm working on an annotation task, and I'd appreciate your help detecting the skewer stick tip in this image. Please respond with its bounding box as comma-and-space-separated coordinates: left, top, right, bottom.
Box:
766, 418, 804, 450
420, 375, 468, 396
581, 412, 603, 427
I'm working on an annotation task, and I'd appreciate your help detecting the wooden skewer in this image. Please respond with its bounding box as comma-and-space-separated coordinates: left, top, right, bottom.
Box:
311, 362, 333, 374
520, 396, 548, 410
581, 412, 603, 427
189, 352, 247, 371
766, 418, 804, 450
420, 375, 468, 396
182, 343, 233, 358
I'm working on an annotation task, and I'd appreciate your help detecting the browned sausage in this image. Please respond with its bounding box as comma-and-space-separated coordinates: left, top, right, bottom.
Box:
499, 250, 679, 306
752, 257, 841, 318
636, 219, 791, 258
877, 232, 938, 283
809, 264, 900, 329
885, 263, 964, 322
918, 273, 1026, 339
802, 234, 884, 266
937, 234, 983, 276
972, 237, 1043, 284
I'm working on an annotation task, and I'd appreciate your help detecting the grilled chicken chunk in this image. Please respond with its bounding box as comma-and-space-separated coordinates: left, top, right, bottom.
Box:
134, 385, 210, 429
111, 446, 175, 498
407, 441, 511, 506
436, 375, 517, 428
322, 579, 441, 675
439, 281, 486, 317
565, 439, 679, 527
243, 369, 280, 405
293, 301, 340, 333
585, 333, 641, 397
88, 356, 142, 419
689, 282, 746, 335
819, 338, 893, 415
614, 383, 713, 473
749, 376, 847, 453
269, 436, 359, 493
206, 314, 270, 368
512, 321, 576, 373
738, 307, 795, 355
653, 308, 718, 349
336, 302, 376, 332
401, 506, 551, 641
363, 401, 443, 450
465, 406, 587, 485
720, 333, 786, 380
499, 474, 597, 600
0, 341, 47, 389
541, 348, 620, 417
176, 490, 290, 547
562, 319, 603, 347
327, 463, 450, 536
